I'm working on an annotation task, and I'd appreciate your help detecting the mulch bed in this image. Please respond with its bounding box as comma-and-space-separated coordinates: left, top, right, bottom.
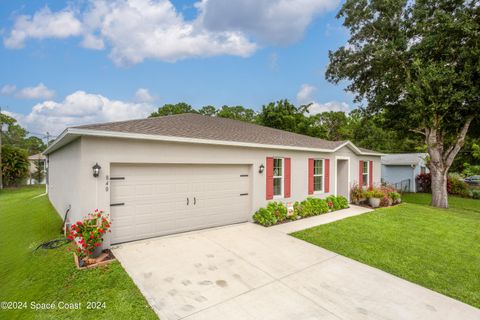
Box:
73, 249, 116, 270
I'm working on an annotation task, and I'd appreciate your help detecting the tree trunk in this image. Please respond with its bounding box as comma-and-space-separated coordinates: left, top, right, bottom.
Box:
430, 166, 448, 208
424, 115, 474, 208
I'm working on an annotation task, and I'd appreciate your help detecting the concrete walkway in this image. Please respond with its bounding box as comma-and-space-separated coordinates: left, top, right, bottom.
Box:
113, 222, 479, 320
271, 204, 373, 234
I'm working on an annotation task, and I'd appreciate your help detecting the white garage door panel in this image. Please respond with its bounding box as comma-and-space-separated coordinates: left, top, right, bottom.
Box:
110, 164, 251, 244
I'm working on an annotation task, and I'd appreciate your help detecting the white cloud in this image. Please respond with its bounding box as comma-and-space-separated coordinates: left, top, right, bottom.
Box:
1, 84, 16, 95
197, 0, 339, 44
83, 0, 256, 65
296, 84, 350, 114
15, 90, 154, 134
80, 33, 105, 50
135, 88, 156, 103
308, 101, 351, 114
4, 7, 82, 49
15, 83, 55, 100
297, 84, 317, 104
3, 0, 338, 65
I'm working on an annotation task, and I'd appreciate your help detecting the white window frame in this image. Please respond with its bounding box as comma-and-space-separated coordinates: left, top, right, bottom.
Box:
273, 158, 284, 198
362, 161, 369, 187
313, 159, 325, 194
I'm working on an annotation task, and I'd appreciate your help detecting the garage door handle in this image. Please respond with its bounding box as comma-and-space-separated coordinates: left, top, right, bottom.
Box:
194, 197, 196, 205
187, 197, 189, 206
110, 203, 125, 206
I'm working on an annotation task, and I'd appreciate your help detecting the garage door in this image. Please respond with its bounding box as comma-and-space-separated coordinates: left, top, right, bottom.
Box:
109, 164, 251, 244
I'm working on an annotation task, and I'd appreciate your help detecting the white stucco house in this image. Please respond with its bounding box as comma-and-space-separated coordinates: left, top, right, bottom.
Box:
381, 153, 429, 192
44, 114, 383, 246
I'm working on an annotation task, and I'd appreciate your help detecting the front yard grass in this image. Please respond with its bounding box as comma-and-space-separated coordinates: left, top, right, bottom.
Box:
292, 193, 480, 308
0, 185, 157, 319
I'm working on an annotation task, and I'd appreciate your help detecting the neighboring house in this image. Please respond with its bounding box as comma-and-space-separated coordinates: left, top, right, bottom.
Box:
381, 153, 429, 192
44, 114, 383, 246
27, 153, 46, 185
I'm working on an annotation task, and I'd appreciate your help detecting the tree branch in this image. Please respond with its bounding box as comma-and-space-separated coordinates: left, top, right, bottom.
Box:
443, 115, 475, 168
410, 128, 426, 136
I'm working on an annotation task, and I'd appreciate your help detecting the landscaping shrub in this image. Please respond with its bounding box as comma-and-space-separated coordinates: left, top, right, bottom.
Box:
336, 195, 349, 209
326, 195, 341, 210
448, 174, 470, 197
416, 173, 453, 194
471, 189, 480, 200
266, 202, 287, 222
252, 208, 277, 226
67, 210, 111, 258
416, 173, 432, 192
365, 189, 384, 199
389, 192, 401, 203
299, 198, 329, 217
1, 145, 29, 187
350, 182, 366, 204
380, 196, 390, 207
254, 196, 350, 227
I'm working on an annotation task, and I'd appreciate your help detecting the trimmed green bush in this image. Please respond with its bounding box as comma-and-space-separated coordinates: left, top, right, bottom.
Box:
326, 195, 341, 210
449, 174, 470, 197
252, 208, 277, 226
299, 197, 329, 217
267, 202, 287, 222
253, 195, 351, 227
471, 189, 480, 200
336, 195, 349, 209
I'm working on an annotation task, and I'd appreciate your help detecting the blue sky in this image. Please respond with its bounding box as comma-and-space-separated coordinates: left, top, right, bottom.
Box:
0, 0, 352, 136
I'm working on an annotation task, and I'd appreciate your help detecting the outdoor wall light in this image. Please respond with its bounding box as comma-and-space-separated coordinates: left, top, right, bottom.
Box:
259, 164, 265, 174
92, 163, 101, 178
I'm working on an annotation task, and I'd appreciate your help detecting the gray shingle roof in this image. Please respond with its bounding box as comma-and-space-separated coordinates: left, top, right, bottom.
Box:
75, 113, 347, 151
381, 153, 428, 165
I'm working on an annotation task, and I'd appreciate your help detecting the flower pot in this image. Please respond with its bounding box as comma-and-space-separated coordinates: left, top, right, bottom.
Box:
91, 246, 103, 258
369, 197, 381, 208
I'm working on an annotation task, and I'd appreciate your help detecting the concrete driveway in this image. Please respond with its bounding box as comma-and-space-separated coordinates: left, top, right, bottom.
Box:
113, 223, 479, 320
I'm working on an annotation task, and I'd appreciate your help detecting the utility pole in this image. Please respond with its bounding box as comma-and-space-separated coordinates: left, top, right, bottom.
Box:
46, 132, 51, 147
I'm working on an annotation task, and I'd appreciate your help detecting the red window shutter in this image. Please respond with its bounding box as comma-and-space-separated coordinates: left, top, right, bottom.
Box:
308, 158, 314, 195
266, 157, 274, 200
324, 159, 330, 193
359, 160, 363, 186
284, 158, 291, 198
369, 160, 373, 189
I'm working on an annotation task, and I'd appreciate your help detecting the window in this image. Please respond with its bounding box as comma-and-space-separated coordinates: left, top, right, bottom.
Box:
362, 161, 369, 186
273, 158, 283, 197
420, 166, 426, 174
313, 159, 324, 192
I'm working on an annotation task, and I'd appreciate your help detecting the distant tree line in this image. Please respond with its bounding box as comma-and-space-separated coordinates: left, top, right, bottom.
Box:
1, 113, 46, 187
149, 100, 479, 176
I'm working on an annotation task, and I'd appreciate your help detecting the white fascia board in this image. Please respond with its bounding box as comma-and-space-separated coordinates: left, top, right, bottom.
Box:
43, 128, 70, 155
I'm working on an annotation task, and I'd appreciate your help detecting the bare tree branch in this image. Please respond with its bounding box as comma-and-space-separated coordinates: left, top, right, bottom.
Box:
410, 128, 426, 136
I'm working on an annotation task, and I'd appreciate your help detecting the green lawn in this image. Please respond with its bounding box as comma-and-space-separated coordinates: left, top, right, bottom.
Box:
0, 186, 157, 319
292, 193, 480, 308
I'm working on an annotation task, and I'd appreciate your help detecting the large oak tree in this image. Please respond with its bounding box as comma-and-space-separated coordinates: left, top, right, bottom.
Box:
326, 0, 479, 207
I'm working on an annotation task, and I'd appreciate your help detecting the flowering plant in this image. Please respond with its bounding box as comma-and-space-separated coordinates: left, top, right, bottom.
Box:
67, 210, 111, 258
327, 201, 334, 209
